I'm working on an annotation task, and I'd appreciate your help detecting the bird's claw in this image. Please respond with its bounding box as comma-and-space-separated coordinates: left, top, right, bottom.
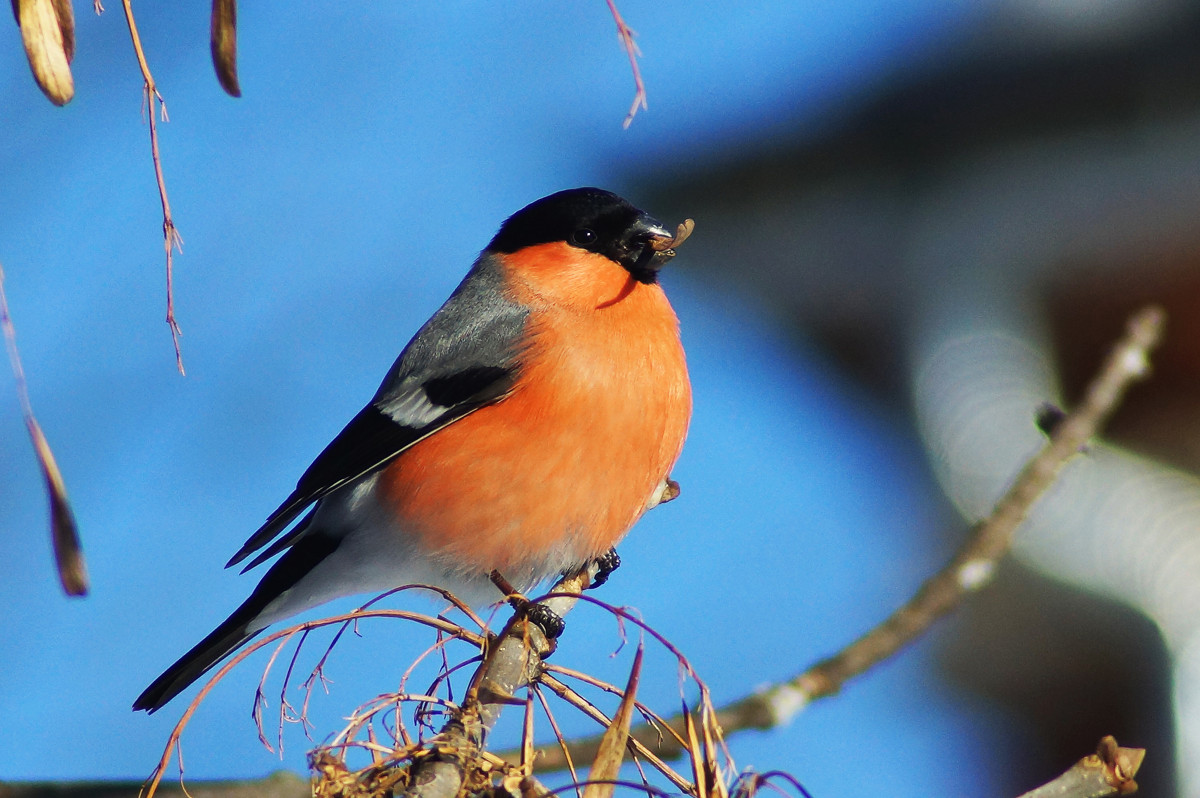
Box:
589, 548, 621, 589
523, 604, 565, 640
490, 569, 566, 640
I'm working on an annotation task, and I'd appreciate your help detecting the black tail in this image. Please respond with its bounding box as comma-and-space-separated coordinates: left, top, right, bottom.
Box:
133, 608, 263, 713
134, 531, 343, 713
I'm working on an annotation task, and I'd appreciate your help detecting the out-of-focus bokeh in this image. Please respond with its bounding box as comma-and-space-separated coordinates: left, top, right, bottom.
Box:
3, 1, 1197, 795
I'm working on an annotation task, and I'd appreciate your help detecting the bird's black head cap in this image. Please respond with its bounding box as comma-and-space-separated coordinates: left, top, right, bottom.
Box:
488, 187, 673, 284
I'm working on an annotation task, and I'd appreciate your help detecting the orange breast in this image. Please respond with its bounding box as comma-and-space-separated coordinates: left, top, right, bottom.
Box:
375, 244, 691, 581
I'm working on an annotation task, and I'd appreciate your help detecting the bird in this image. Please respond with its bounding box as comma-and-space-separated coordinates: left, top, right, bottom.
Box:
133, 187, 694, 713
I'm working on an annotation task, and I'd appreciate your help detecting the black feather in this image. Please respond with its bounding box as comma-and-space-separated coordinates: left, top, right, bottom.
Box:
422, 366, 512, 407
135, 533, 341, 712
224, 255, 528, 570
487, 187, 668, 280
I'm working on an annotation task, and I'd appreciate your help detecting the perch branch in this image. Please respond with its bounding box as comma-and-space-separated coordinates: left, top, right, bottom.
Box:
398, 568, 595, 798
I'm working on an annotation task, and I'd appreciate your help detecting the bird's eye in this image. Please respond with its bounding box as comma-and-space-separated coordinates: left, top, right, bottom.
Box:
571, 228, 597, 246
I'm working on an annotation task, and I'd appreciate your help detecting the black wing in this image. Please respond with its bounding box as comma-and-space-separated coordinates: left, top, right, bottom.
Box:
225, 255, 529, 570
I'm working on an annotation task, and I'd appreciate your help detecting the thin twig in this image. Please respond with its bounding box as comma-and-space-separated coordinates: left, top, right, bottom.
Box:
544, 662, 689, 752
524, 305, 1165, 769
604, 0, 646, 128
119, 0, 185, 374
521, 687, 537, 776
540, 673, 693, 794
730, 770, 815, 798
534, 684, 584, 798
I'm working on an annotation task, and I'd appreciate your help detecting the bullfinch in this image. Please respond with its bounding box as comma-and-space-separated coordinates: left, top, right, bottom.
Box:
133, 187, 693, 713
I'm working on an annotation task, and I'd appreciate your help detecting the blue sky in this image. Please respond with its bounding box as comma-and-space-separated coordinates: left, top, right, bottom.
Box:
0, 1, 1009, 794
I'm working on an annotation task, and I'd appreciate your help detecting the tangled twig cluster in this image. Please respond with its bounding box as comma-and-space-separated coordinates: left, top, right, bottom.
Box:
141, 568, 744, 798
304, 574, 736, 798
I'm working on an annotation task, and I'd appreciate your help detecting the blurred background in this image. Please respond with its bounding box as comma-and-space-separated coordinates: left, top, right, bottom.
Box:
3, 1, 1198, 795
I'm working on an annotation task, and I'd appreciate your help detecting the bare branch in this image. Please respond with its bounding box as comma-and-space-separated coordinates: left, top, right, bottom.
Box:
789, 305, 1163, 705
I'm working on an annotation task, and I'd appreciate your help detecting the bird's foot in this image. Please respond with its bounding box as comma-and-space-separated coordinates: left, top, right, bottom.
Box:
588, 548, 622, 589
489, 569, 566, 640
523, 603, 565, 640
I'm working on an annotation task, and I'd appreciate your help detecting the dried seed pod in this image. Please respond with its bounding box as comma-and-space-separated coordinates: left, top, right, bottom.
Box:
14, 0, 75, 105
649, 218, 695, 252
28, 417, 88, 596
210, 0, 240, 97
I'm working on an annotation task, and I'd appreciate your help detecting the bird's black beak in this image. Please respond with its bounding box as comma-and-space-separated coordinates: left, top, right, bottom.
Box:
625, 215, 696, 283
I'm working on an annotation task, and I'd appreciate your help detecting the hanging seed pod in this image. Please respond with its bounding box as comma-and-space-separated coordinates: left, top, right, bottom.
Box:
13, 0, 75, 105
210, 0, 240, 97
